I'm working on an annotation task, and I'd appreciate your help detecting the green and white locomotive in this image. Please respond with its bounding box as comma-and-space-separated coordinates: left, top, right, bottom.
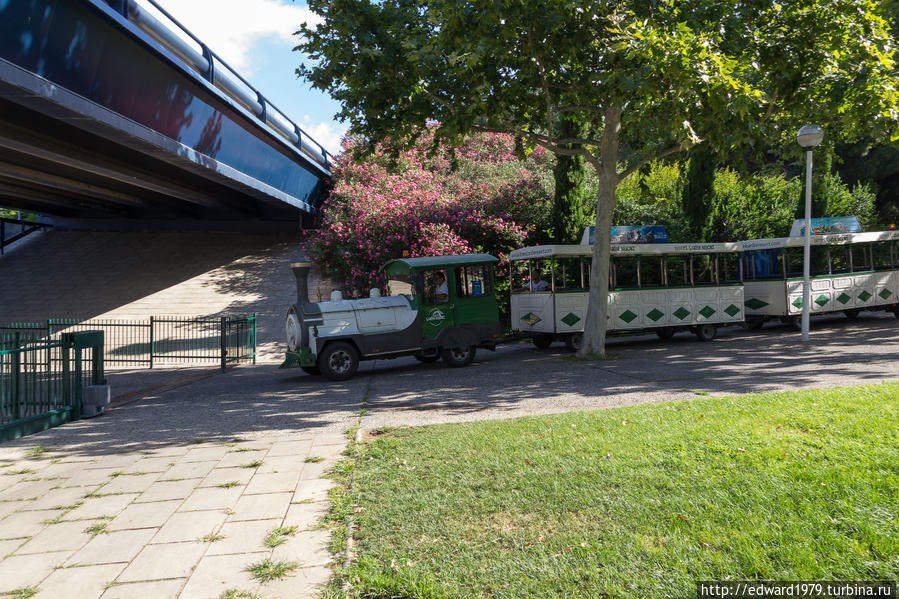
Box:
281, 255, 502, 380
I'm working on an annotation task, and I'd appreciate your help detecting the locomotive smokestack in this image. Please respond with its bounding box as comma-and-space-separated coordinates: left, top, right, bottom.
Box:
291, 254, 312, 304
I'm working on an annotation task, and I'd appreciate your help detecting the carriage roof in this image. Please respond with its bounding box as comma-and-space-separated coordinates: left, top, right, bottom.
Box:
740, 230, 899, 251
509, 242, 742, 261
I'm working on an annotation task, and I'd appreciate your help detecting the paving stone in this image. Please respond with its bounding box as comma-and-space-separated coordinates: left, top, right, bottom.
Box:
15, 520, 93, 553
116, 541, 208, 582
100, 579, 185, 599
218, 450, 267, 469
0, 478, 59, 502
255, 456, 302, 474
312, 433, 348, 447
299, 461, 329, 481
135, 479, 198, 503
0, 550, 72, 592
160, 460, 217, 481
85, 455, 141, 470
198, 467, 253, 488
207, 519, 279, 556
282, 501, 329, 531
0, 508, 61, 540
0, 474, 27, 492
306, 443, 346, 460
179, 487, 242, 512
66, 528, 158, 566
0, 538, 25, 557
34, 562, 125, 599
22, 485, 93, 511
228, 492, 291, 522
259, 564, 332, 599
0, 500, 29, 521
122, 457, 175, 474
151, 510, 227, 544
271, 528, 331, 567
108, 500, 180, 531
291, 479, 335, 503
178, 552, 267, 599
26, 461, 85, 479
99, 473, 161, 495
244, 472, 299, 495
61, 468, 121, 488
181, 446, 230, 463
267, 440, 313, 457
63, 494, 139, 521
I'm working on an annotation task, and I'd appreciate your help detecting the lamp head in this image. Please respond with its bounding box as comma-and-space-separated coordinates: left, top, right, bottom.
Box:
796, 124, 824, 149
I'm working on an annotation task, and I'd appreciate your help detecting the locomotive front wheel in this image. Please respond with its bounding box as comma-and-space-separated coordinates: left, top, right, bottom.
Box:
440, 346, 476, 367
301, 366, 320, 376
695, 324, 717, 341
532, 334, 554, 349
414, 352, 440, 363
318, 342, 359, 381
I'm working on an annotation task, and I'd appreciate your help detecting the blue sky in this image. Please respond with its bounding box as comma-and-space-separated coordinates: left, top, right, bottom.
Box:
152, 0, 346, 154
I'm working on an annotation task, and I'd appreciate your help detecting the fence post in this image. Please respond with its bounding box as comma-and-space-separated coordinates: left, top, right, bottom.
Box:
72, 345, 82, 421
149, 316, 155, 369
252, 313, 257, 365
220, 316, 226, 373
12, 333, 20, 420
62, 344, 71, 414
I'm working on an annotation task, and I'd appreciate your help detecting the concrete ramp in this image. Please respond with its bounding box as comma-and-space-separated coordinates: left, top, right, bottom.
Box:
0, 231, 333, 362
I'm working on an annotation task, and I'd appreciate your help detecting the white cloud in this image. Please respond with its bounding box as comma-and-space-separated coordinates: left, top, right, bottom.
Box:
301, 118, 348, 156
148, 0, 321, 71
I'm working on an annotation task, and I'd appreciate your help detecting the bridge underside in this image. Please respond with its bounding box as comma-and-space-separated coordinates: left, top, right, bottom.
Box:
0, 96, 301, 224
0, 0, 330, 229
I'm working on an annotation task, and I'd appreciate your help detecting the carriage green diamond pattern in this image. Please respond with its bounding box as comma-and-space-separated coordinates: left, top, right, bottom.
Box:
879, 289, 892, 300
646, 309, 664, 322
699, 306, 716, 318
673, 307, 690, 320
744, 298, 769, 310
858, 290, 872, 301
619, 309, 638, 324
521, 313, 542, 326
561, 313, 581, 327
724, 304, 740, 317
815, 295, 829, 307
837, 293, 852, 304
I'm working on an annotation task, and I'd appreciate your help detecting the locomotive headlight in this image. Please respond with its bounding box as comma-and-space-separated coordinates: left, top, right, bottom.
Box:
286, 309, 302, 351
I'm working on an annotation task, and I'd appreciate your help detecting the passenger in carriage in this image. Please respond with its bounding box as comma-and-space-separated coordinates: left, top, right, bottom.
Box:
525, 270, 550, 292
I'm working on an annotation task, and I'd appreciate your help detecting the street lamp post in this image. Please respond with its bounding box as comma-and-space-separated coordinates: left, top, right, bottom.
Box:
796, 125, 824, 342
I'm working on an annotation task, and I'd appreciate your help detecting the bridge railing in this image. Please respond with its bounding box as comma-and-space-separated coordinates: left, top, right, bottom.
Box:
111, 0, 332, 170
0, 218, 49, 256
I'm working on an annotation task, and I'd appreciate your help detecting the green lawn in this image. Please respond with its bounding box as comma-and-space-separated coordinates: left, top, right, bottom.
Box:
326, 384, 899, 599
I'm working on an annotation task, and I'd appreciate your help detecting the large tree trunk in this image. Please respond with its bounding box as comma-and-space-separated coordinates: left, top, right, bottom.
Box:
579, 107, 620, 358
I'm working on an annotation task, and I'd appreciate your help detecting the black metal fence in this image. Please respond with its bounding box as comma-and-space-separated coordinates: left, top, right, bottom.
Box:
0, 314, 256, 371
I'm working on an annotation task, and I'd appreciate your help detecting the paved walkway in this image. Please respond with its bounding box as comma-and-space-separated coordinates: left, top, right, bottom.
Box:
1, 312, 898, 598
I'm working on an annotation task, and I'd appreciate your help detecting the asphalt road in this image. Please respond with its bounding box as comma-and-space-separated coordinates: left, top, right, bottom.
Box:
4, 312, 897, 458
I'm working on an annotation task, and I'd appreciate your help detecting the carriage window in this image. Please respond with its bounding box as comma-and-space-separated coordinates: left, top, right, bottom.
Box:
611, 256, 638, 288
387, 272, 414, 297
555, 258, 588, 290
639, 256, 664, 287
512, 259, 552, 292
743, 250, 783, 280
666, 255, 690, 286
849, 246, 872, 272
873, 241, 895, 270
692, 254, 716, 285
421, 269, 449, 305
455, 265, 492, 298
720, 253, 742, 283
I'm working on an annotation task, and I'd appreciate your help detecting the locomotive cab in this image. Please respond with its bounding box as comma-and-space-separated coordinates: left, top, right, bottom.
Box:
281, 254, 502, 380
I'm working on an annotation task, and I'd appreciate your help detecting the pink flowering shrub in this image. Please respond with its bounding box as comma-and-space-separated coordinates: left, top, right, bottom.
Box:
308, 129, 554, 296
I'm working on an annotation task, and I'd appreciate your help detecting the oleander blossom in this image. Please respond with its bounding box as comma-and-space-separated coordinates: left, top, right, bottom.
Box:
308, 129, 553, 297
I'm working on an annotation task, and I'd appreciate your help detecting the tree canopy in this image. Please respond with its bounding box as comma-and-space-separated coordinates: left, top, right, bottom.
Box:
297, 0, 898, 355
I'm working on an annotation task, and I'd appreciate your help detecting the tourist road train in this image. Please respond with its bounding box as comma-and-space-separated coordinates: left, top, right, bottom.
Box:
281, 229, 899, 380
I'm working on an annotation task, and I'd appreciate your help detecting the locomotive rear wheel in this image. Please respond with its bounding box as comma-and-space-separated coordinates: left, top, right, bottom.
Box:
695, 324, 717, 341
440, 346, 476, 367
318, 342, 359, 381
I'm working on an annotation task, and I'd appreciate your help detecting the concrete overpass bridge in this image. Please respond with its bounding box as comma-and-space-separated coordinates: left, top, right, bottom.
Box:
0, 0, 331, 228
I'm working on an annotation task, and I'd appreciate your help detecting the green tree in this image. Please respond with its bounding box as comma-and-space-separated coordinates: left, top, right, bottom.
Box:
682, 144, 716, 240
297, 0, 898, 356
551, 116, 589, 244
